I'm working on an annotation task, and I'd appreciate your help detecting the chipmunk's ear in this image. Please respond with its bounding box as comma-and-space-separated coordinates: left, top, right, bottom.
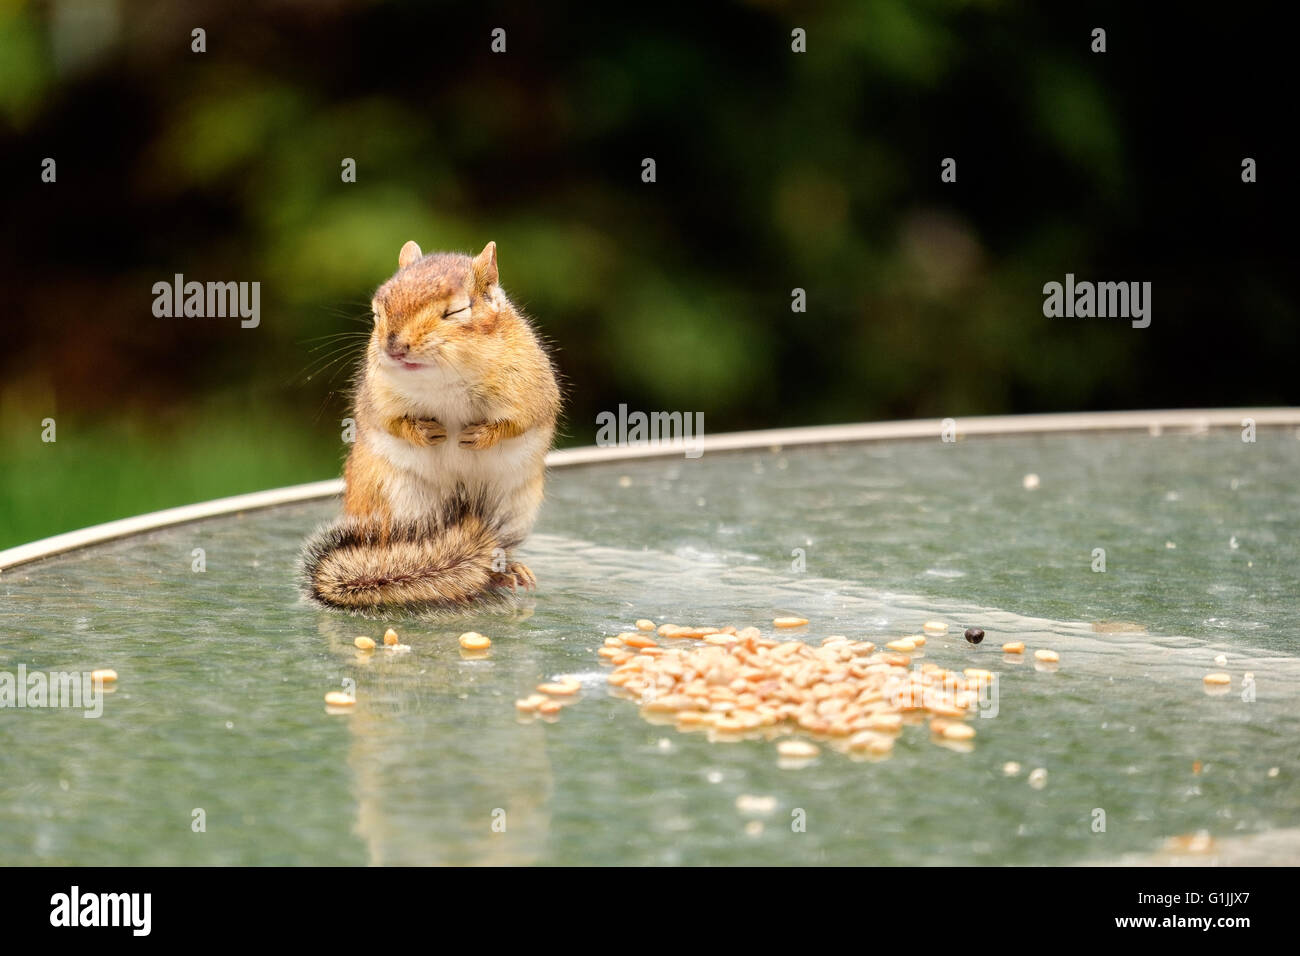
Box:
472, 241, 498, 287
398, 240, 423, 269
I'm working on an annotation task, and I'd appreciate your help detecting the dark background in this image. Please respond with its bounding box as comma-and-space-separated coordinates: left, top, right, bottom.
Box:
0, 0, 1294, 546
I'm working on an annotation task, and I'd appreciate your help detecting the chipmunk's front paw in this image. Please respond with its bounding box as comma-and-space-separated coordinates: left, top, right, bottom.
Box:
489, 562, 536, 591
411, 418, 447, 446
458, 422, 497, 450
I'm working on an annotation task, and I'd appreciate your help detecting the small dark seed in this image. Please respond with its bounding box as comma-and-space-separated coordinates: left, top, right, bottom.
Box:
964, 627, 985, 645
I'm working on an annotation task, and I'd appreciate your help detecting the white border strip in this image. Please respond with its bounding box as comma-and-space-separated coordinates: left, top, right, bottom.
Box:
3, 408, 1296, 571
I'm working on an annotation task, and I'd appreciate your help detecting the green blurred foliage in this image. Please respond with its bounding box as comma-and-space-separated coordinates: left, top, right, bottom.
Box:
0, 0, 1293, 547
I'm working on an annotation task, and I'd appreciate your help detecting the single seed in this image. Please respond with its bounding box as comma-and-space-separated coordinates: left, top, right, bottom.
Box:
324, 691, 355, 707
636, 619, 656, 631
1202, 672, 1231, 686
383, 628, 400, 646
91, 669, 118, 683
1028, 768, 1048, 789
735, 794, 778, 815
964, 627, 984, 644
886, 638, 916, 652
354, 636, 376, 650
538, 679, 581, 696
1034, 649, 1059, 663
1002, 641, 1024, 654
1002, 761, 1021, 776
942, 723, 975, 741
863, 712, 902, 732
458, 632, 491, 651
1213, 653, 1227, 665
776, 739, 820, 759
773, 617, 809, 628
909, 634, 927, 646
537, 700, 562, 716
923, 621, 949, 634
624, 634, 658, 649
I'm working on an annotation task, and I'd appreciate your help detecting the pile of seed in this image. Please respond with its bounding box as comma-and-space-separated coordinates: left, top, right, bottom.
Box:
595, 622, 999, 756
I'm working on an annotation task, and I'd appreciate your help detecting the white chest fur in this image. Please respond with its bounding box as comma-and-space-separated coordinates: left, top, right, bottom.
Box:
363, 364, 546, 525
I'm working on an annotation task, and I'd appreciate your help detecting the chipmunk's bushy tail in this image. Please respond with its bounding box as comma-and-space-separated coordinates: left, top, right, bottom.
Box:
302, 509, 503, 612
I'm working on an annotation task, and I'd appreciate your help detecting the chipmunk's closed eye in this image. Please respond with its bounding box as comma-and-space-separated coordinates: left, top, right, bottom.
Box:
443, 303, 471, 319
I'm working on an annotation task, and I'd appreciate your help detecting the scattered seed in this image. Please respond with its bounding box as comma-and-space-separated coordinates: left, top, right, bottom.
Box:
1268, 767, 1279, 778
1002, 761, 1021, 776
537, 700, 562, 716
735, 794, 778, 815
91, 669, 117, 683
923, 621, 949, 634
636, 619, 656, 631
1028, 768, 1048, 789
458, 632, 491, 651
1034, 649, 1059, 663
848, 731, 894, 755
383, 628, 400, 646
1202, 672, 1231, 686
1163, 831, 1214, 854
964, 627, 984, 644
1022, 473, 1040, 490
776, 739, 820, 759
594, 615, 1059, 763
354, 636, 376, 650
1213, 654, 1227, 665
537, 679, 581, 696
324, 691, 355, 707
863, 712, 903, 732
1001, 641, 1025, 654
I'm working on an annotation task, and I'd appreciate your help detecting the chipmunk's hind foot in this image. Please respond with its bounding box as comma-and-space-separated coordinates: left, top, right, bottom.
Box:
489, 562, 536, 591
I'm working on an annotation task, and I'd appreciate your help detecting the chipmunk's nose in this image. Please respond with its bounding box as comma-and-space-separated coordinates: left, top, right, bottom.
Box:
385, 333, 408, 359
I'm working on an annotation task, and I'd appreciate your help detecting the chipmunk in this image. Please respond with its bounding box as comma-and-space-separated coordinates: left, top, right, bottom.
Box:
303, 240, 561, 611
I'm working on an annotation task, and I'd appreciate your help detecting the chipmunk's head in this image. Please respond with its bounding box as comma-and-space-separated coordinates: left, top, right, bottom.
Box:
369, 240, 511, 380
